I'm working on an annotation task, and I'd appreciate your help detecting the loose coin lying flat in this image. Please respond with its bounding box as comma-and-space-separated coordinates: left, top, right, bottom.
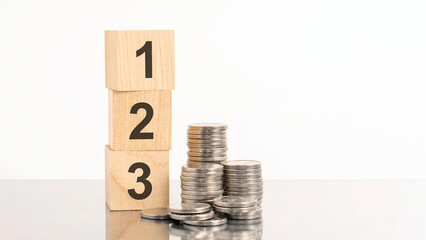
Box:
221, 160, 261, 170
140, 208, 170, 220
213, 196, 257, 208
167, 203, 211, 214
183, 214, 227, 226
170, 210, 215, 221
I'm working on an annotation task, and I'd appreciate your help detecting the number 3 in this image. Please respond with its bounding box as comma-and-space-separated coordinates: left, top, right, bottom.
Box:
128, 162, 152, 200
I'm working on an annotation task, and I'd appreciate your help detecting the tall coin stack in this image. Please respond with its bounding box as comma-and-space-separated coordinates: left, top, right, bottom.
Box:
180, 123, 228, 204
187, 123, 228, 165
221, 160, 263, 205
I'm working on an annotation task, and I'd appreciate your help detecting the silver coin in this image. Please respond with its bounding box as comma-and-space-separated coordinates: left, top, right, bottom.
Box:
181, 175, 223, 182
183, 214, 227, 226
188, 134, 227, 141
224, 182, 263, 188
221, 160, 261, 170
213, 196, 257, 208
182, 171, 223, 178
187, 160, 223, 165
188, 138, 227, 144
224, 173, 262, 178
224, 186, 263, 192
188, 156, 228, 161
224, 179, 262, 184
224, 190, 263, 196
182, 164, 223, 173
227, 217, 263, 225
170, 210, 215, 221
140, 207, 170, 220
214, 205, 258, 214
225, 206, 262, 220
182, 193, 223, 200
188, 123, 228, 130
182, 183, 223, 188
188, 147, 228, 154
182, 199, 214, 204
224, 169, 262, 175
182, 189, 224, 196
188, 151, 227, 157
188, 143, 227, 148
167, 203, 211, 214
181, 185, 223, 191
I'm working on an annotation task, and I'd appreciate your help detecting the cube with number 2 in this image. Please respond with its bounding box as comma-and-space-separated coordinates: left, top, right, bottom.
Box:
105, 145, 169, 211
108, 90, 171, 151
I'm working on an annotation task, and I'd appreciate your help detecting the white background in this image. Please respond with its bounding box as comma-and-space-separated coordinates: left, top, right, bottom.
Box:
0, 0, 425, 180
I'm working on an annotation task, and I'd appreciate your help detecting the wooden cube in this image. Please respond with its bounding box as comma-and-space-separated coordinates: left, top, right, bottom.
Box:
105, 209, 169, 240
105, 30, 175, 91
108, 90, 171, 151
105, 145, 169, 210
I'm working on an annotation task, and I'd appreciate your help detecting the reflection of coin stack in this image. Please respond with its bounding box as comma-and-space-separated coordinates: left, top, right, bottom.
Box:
222, 160, 263, 205
187, 123, 228, 165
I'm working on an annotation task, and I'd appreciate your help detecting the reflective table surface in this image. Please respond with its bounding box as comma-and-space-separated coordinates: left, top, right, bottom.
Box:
0, 180, 425, 239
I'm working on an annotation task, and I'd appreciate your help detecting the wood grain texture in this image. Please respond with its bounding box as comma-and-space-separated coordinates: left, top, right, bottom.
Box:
105, 208, 169, 240
105, 30, 175, 91
105, 145, 169, 211
108, 90, 171, 151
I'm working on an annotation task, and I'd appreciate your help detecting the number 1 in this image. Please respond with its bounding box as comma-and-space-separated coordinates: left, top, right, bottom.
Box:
136, 41, 152, 78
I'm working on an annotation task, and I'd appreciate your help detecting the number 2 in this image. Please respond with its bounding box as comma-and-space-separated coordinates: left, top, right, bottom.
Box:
128, 162, 152, 200
136, 41, 152, 78
129, 102, 154, 139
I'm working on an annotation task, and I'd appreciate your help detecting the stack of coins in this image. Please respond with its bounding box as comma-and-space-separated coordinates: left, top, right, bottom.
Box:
187, 123, 228, 165
221, 160, 263, 205
180, 163, 224, 204
167, 203, 215, 221
213, 196, 262, 220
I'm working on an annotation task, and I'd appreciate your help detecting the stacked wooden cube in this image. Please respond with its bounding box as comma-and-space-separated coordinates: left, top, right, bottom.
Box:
105, 30, 174, 211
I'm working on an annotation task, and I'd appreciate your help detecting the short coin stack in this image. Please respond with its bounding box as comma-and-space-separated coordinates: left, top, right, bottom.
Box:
181, 163, 224, 204
213, 196, 262, 220
187, 123, 228, 165
222, 160, 263, 205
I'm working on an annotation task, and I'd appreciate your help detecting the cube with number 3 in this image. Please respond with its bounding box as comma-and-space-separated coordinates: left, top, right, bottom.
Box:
105, 30, 175, 91
108, 90, 171, 151
105, 145, 169, 210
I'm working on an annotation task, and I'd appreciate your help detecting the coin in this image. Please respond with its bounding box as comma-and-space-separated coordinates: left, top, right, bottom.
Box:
182, 189, 224, 196
170, 210, 215, 221
188, 142, 227, 148
213, 196, 257, 208
181, 180, 223, 187
214, 205, 258, 214
225, 206, 262, 220
188, 156, 228, 161
224, 179, 262, 184
221, 160, 261, 170
188, 123, 228, 130
188, 151, 227, 157
182, 199, 214, 204
224, 191, 263, 196
188, 138, 227, 144
188, 147, 228, 153
140, 208, 170, 220
181, 175, 223, 182
223, 171, 262, 179
224, 182, 263, 188
182, 193, 223, 200
183, 214, 227, 226
224, 186, 263, 192
182, 164, 223, 173
181, 171, 223, 177
167, 203, 211, 214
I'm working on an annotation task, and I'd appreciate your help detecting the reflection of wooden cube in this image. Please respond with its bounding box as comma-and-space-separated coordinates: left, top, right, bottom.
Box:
108, 90, 171, 151
105, 208, 169, 240
105, 145, 169, 210
105, 30, 174, 91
